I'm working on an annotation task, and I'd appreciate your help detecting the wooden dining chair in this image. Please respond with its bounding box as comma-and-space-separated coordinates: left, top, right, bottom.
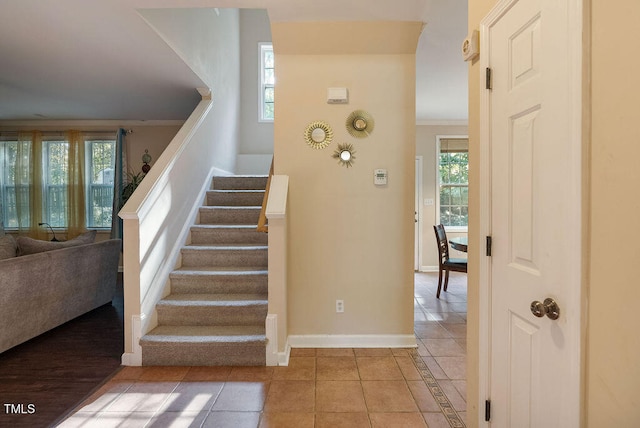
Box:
433, 224, 468, 298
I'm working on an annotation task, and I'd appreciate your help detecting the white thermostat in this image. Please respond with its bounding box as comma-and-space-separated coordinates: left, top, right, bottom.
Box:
374, 169, 388, 185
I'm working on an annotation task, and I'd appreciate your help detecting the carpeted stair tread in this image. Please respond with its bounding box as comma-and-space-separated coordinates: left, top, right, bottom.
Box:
191, 224, 261, 230
159, 294, 268, 305
206, 190, 265, 207
212, 175, 268, 190
201, 206, 262, 210
142, 325, 267, 343
171, 267, 268, 275
182, 244, 268, 250
198, 206, 262, 225
208, 189, 265, 194
169, 269, 268, 295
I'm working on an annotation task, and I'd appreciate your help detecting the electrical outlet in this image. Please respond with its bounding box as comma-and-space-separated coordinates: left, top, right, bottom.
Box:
336, 300, 344, 313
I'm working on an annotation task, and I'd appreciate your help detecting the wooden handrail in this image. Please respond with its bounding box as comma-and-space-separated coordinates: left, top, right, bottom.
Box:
257, 157, 274, 233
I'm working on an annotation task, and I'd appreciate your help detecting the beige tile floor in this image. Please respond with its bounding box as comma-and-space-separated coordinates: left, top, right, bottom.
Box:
59, 272, 467, 428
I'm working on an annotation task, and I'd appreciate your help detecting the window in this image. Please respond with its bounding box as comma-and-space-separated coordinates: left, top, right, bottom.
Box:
0, 134, 116, 230
438, 137, 469, 228
259, 43, 275, 122
43, 138, 69, 227
0, 140, 20, 229
87, 140, 116, 228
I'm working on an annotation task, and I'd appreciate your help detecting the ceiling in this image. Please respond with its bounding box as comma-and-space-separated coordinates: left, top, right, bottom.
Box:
0, 0, 467, 123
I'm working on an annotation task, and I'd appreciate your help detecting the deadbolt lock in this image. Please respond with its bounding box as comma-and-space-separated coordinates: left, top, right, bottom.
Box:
530, 298, 560, 320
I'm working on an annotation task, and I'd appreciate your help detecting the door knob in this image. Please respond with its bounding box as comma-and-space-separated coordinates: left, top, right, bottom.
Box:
530, 298, 560, 320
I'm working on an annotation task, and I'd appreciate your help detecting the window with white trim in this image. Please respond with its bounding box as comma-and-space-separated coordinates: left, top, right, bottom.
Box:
259, 43, 274, 122
0, 134, 116, 230
86, 139, 116, 228
438, 137, 469, 229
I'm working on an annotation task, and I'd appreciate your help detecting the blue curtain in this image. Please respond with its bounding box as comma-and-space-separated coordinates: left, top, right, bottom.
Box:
110, 128, 126, 241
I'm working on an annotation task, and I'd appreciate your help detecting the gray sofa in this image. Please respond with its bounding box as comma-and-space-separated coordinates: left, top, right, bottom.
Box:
0, 238, 121, 354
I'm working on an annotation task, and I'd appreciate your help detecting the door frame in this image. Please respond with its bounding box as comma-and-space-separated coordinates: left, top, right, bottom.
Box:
477, 0, 586, 425
415, 156, 423, 271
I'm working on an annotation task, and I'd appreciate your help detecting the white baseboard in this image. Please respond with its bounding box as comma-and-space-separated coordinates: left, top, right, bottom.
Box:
210, 166, 234, 177
121, 352, 141, 366
420, 265, 439, 273
279, 342, 291, 366
288, 334, 417, 349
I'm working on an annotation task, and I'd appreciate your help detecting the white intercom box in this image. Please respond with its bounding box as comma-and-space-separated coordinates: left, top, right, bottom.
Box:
374, 169, 388, 185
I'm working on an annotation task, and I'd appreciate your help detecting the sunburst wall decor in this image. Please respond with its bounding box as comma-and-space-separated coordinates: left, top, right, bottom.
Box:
332, 143, 356, 168
304, 121, 333, 149
346, 110, 374, 138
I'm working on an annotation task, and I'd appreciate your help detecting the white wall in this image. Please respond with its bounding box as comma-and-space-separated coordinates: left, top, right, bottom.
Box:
139, 8, 241, 174
238, 9, 274, 174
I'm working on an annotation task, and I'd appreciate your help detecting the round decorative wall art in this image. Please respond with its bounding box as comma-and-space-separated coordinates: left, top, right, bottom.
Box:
346, 110, 374, 138
332, 143, 356, 168
304, 121, 333, 149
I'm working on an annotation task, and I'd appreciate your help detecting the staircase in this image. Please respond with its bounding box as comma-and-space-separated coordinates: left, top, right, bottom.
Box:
140, 176, 269, 366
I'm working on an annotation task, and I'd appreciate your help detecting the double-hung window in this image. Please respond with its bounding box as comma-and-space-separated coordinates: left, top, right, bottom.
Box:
259, 42, 275, 122
0, 138, 20, 229
437, 136, 469, 229
43, 137, 69, 227
0, 133, 116, 231
86, 139, 116, 228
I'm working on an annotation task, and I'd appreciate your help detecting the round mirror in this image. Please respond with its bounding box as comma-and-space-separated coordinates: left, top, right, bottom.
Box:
311, 128, 326, 143
304, 121, 333, 149
333, 143, 356, 168
353, 117, 367, 131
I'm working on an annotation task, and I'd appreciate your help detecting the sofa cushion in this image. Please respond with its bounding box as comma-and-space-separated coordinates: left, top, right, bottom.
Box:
17, 230, 97, 256
0, 235, 17, 260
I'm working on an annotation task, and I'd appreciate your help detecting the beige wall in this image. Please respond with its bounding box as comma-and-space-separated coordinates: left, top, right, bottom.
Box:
272, 21, 421, 340
588, 1, 640, 425
124, 125, 182, 174
416, 124, 468, 270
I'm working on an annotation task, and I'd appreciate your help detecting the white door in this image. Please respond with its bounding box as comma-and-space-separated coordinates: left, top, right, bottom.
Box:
481, 0, 583, 426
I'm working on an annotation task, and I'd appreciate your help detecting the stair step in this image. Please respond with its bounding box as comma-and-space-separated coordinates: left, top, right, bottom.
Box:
141, 325, 266, 366
191, 224, 268, 245
206, 189, 265, 207
181, 245, 268, 268
156, 294, 268, 326
170, 268, 268, 294
142, 174, 270, 366
199, 206, 261, 225
212, 175, 268, 190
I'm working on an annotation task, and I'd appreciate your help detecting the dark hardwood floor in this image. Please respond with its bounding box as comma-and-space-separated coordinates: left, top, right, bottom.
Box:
0, 274, 124, 428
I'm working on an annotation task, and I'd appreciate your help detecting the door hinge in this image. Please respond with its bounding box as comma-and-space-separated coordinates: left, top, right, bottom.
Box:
485, 399, 491, 422
486, 236, 492, 257
485, 67, 492, 90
